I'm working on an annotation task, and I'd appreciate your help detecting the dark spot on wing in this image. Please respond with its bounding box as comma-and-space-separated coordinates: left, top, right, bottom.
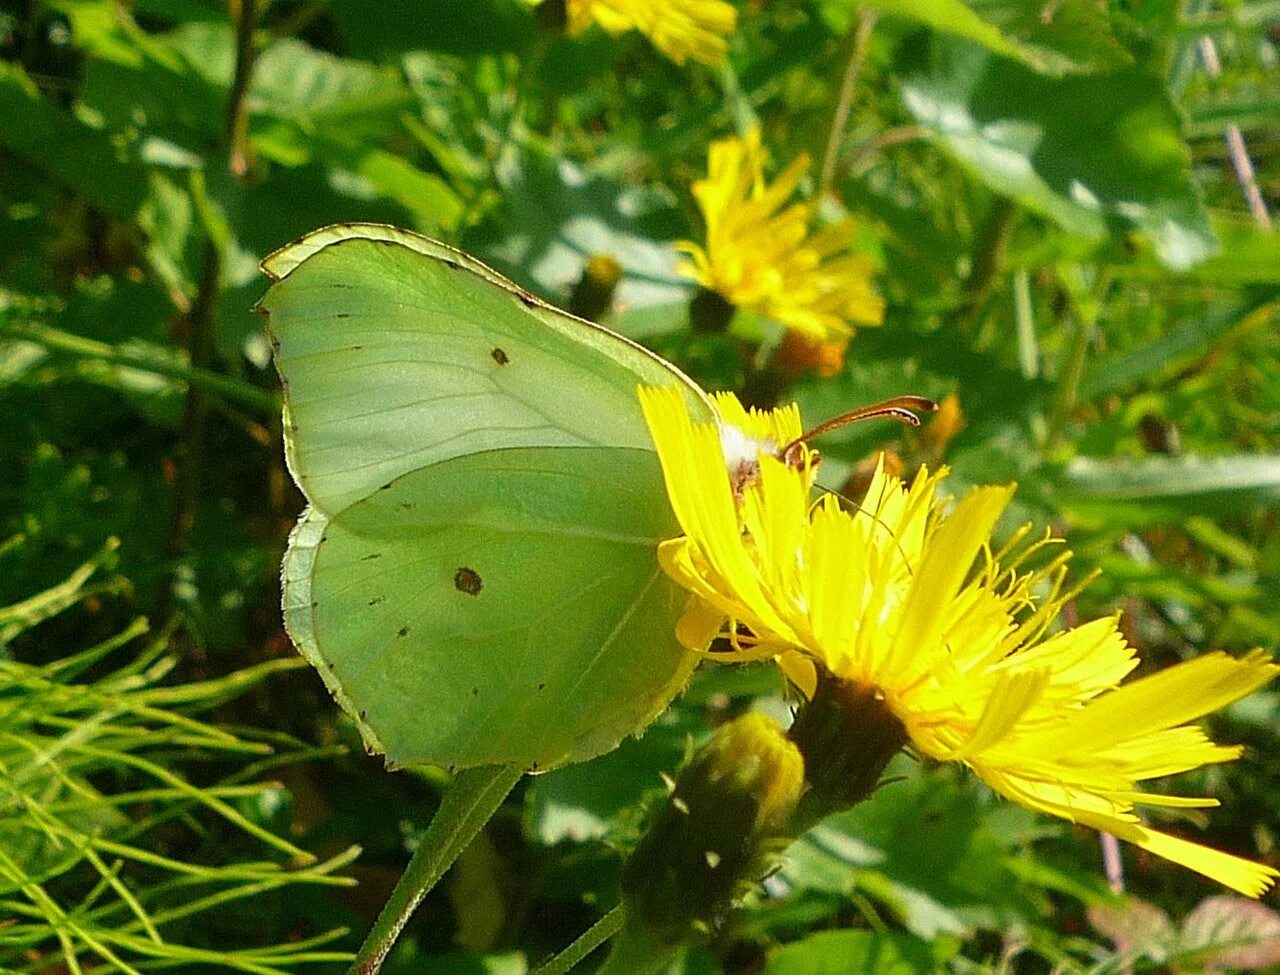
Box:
368, 595, 385, 606
380, 482, 393, 491
491, 346, 509, 365
471, 687, 479, 697
398, 626, 409, 637
454, 567, 482, 596
537, 682, 546, 691
361, 552, 381, 561
335, 312, 350, 318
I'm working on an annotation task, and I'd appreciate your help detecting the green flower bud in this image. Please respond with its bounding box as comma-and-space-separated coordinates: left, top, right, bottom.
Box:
612, 713, 804, 969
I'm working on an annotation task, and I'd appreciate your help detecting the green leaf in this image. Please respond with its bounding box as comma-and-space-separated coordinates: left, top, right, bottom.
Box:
344, 148, 465, 234
1056, 453, 1280, 523
899, 35, 1215, 269
468, 153, 690, 318
0, 62, 149, 218
250, 39, 418, 148
966, 0, 1131, 73
781, 763, 1060, 938
827, 0, 1127, 74
1187, 87, 1280, 136
526, 707, 699, 845
1176, 216, 1280, 285
1078, 299, 1266, 400
764, 929, 937, 975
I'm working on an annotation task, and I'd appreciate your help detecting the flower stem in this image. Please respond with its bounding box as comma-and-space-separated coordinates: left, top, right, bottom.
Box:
530, 905, 625, 975
226, 0, 259, 178
348, 764, 522, 975
819, 10, 878, 194
1045, 265, 1109, 452
953, 196, 1017, 331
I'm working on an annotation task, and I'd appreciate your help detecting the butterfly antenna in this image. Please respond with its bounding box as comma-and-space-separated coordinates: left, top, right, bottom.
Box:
780, 396, 938, 466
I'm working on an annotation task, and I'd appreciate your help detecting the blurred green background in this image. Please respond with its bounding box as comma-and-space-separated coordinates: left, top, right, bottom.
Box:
2, 0, 1279, 971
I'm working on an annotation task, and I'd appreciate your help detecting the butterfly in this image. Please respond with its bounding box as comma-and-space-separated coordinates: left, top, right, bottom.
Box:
260, 224, 714, 773
260, 223, 933, 774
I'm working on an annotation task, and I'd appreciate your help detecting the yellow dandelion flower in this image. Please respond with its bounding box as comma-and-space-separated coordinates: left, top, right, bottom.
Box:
638, 384, 1279, 897
562, 0, 736, 66
679, 129, 884, 342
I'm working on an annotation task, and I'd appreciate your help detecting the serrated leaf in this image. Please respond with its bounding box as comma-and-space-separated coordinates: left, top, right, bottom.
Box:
1181, 896, 1280, 970
1086, 896, 1176, 962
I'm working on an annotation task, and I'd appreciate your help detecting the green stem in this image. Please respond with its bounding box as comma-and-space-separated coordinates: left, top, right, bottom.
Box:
1012, 267, 1039, 379
594, 921, 676, 975
227, 0, 260, 178
165, 240, 221, 585
349, 764, 523, 975
2, 320, 277, 413
953, 196, 1017, 330
818, 10, 878, 193
1044, 266, 1106, 451
530, 905, 625, 975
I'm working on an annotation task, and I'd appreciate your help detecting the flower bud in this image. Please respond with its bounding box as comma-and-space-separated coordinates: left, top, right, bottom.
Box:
614, 713, 804, 966
568, 253, 623, 322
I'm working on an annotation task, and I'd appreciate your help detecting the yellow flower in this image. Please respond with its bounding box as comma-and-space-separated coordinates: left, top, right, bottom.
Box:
679, 130, 884, 342
638, 385, 1279, 897
564, 0, 736, 66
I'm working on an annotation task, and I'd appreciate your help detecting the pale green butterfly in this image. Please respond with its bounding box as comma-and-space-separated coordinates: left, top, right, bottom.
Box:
259, 223, 714, 773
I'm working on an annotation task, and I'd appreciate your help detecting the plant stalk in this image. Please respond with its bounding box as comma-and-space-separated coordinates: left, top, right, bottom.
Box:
954, 196, 1017, 331
349, 764, 523, 975
0, 321, 277, 413
530, 905, 625, 975
227, 0, 259, 178
819, 9, 878, 194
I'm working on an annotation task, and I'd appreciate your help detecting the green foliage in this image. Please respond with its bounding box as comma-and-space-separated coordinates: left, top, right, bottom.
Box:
3, 0, 1279, 971
0, 553, 358, 973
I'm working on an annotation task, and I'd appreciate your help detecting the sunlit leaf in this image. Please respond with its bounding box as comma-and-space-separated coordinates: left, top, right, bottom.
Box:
899, 35, 1215, 269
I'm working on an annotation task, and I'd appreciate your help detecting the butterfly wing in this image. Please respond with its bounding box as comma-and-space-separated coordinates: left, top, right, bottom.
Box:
261, 224, 711, 771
